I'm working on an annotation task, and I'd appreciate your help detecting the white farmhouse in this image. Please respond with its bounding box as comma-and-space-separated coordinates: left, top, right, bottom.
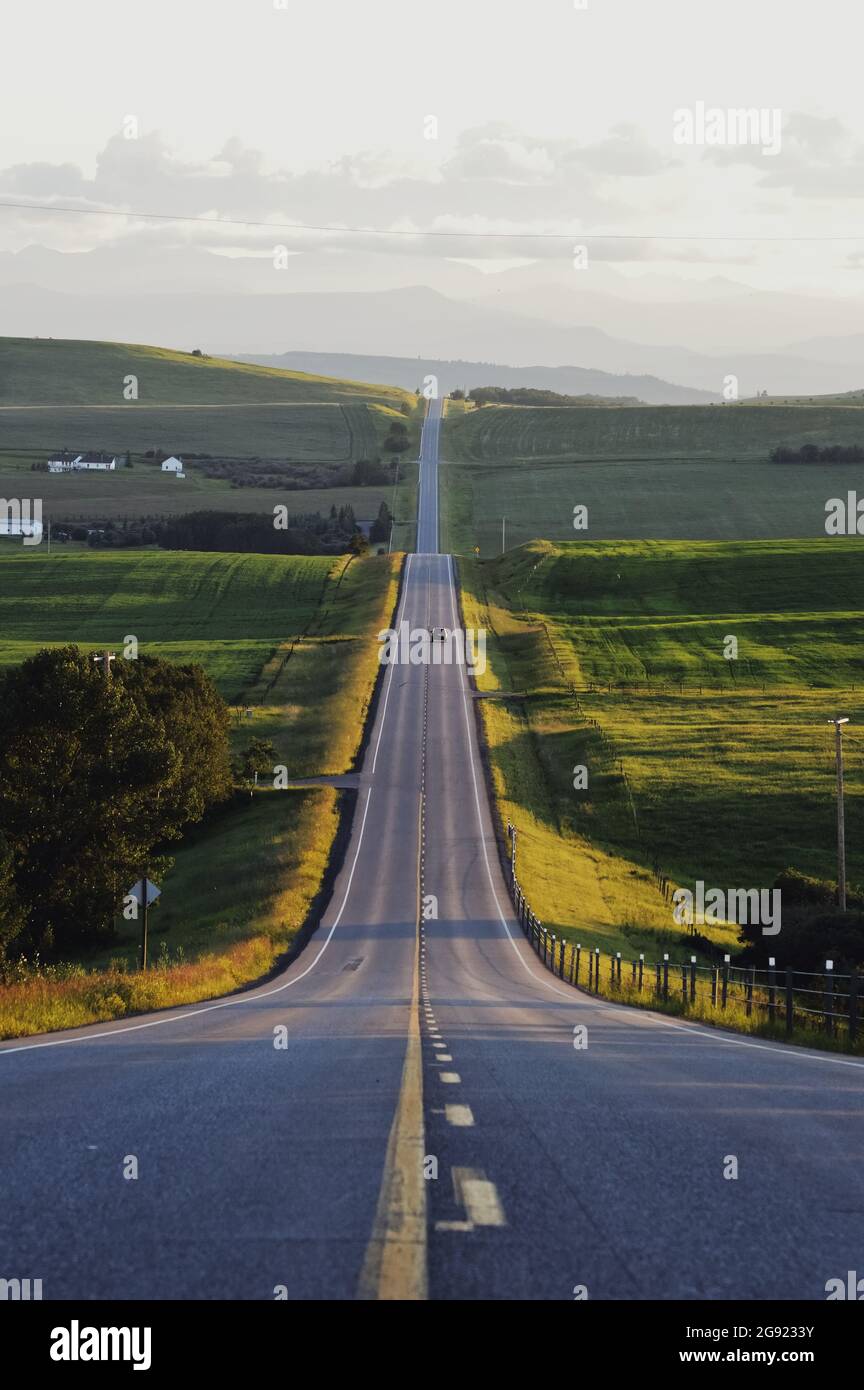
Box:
47, 452, 117, 473
161, 456, 184, 475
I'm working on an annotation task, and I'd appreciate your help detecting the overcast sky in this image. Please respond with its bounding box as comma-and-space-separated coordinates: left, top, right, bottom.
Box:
1, 0, 862, 301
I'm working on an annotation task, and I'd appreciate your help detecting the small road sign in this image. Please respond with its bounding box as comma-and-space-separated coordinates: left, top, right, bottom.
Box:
128, 878, 161, 907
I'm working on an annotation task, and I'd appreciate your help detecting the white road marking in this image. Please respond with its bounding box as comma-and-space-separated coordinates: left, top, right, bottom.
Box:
445, 1104, 475, 1127
440, 1072, 460, 1084
451, 1167, 506, 1227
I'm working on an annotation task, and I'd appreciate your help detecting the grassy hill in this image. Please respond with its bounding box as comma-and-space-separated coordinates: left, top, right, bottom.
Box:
0, 337, 419, 533
460, 538, 864, 963
0, 337, 412, 408
441, 399, 864, 553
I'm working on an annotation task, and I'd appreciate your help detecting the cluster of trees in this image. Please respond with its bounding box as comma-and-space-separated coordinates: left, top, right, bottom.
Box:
67, 509, 367, 555
382, 420, 411, 453
0, 648, 232, 959
463, 387, 639, 408
769, 444, 864, 464
160, 452, 407, 490
351, 456, 399, 486
369, 501, 393, 544
194, 458, 347, 489
156, 508, 362, 555
738, 868, 864, 970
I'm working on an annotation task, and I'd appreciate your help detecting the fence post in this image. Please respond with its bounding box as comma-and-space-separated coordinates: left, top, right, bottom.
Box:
662, 953, 669, 1002
745, 966, 755, 1018
615, 952, 622, 989
588, 949, 594, 992
594, 948, 601, 994
785, 968, 794, 1036
559, 939, 566, 979
721, 955, 730, 1010
690, 955, 697, 1004
638, 954, 644, 993
824, 960, 834, 1037
574, 944, 581, 987
654, 961, 661, 995
767, 956, 776, 1021
850, 971, 859, 1046
711, 967, 718, 1008
631, 959, 637, 987
681, 963, 687, 1003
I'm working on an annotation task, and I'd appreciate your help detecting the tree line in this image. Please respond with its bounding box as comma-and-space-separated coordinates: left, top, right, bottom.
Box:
769, 443, 864, 464
57, 508, 366, 555
455, 387, 640, 408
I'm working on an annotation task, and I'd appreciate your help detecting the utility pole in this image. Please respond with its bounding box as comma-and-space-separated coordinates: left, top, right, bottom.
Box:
828, 717, 850, 911
140, 875, 149, 971
502, 516, 506, 554
93, 650, 116, 680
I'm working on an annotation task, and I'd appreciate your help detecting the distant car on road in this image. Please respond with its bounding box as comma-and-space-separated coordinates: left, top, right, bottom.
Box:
431, 626, 449, 642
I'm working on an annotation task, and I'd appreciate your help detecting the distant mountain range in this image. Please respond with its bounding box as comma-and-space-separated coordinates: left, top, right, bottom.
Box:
0, 244, 862, 400
231, 351, 715, 406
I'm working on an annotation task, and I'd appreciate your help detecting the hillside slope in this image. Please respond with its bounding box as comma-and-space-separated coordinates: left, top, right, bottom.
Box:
0, 337, 412, 409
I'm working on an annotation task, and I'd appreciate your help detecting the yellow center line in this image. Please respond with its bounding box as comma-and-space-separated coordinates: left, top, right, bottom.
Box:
356, 789, 428, 1300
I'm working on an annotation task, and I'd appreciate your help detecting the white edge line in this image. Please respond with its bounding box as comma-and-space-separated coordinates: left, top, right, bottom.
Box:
444, 553, 864, 1076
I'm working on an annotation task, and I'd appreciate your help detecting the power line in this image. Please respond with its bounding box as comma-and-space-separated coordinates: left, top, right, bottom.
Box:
0, 198, 860, 243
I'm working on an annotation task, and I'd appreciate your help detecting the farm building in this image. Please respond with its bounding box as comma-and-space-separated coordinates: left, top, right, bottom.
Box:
161, 456, 184, 474
47, 452, 117, 473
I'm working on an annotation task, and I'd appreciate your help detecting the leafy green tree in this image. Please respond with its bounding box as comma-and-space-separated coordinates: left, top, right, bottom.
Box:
0, 646, 232, 956
237, 737, 277, 783
369, 501, 393, 544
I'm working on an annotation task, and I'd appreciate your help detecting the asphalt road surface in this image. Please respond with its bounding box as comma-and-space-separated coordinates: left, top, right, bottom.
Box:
2, 395, 864, 1301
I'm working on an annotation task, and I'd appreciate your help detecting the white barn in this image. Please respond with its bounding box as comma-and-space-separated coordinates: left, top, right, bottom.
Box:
161, 456, 184, 474
47, 453, 117, 473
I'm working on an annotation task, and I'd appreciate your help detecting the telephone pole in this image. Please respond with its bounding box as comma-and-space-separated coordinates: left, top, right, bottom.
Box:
828, 717, 850, 911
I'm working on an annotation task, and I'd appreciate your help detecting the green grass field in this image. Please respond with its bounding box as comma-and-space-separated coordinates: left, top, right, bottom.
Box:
460, 539, 864, 964
0, 546, 401, 1035
0, 548, 333, 699
0, 337, 412, 408
0, 335, 421, 523
441, 399, 864, 554
0, 457, 416, 524
443, 401, 864, 463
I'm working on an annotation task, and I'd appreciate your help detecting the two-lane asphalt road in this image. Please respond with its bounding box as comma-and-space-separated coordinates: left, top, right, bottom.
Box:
2, 394, 864, 1301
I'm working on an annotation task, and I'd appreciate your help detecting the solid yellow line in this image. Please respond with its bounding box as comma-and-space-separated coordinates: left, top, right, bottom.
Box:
356, 791, 427, 1300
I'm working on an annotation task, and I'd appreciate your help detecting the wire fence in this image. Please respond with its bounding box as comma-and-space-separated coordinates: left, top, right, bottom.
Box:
507, 857, 863, 1049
